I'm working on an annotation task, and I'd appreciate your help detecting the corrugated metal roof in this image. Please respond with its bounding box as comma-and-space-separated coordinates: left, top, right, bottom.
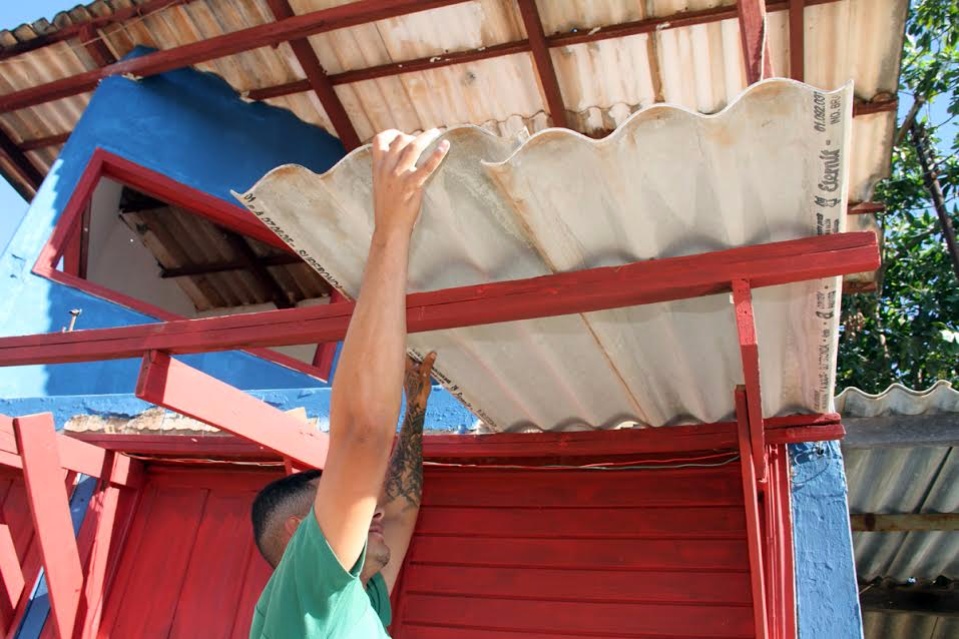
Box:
834, 383, 959, 639
240, 78, 853, 433
862, 612, 959, 639
840, 381, 958, 592
116, 190, 331, 311
0, 0, 906, 219
837, 380, 959, 417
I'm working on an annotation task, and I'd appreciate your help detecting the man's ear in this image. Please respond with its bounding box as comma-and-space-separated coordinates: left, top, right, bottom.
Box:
283, 515, 303, 538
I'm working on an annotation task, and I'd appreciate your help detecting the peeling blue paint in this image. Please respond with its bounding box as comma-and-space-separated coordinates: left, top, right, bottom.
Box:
789, 441, 863, 639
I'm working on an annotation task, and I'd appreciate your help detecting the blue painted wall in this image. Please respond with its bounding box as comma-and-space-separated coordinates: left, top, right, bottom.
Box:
0, 47, 346, 398
789, 441, 863, 639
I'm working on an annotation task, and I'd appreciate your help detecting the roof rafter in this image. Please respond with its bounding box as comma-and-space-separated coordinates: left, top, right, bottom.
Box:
264, 0, 360, 149
737, 0, 774, 84
516, 0, 566, 128
0, 0, 846, 116
79, 23, 118, 67
789, 0, 805, 81
0, 123, 43, 194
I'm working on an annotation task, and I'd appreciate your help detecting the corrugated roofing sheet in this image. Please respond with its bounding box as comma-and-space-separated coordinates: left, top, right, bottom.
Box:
0, 0, 907, 215
837, 380, 959, 417
840, 382, 959, 584
240, 78, 853, 432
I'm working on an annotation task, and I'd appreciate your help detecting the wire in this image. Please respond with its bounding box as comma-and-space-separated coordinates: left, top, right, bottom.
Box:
424, 453, 740, 472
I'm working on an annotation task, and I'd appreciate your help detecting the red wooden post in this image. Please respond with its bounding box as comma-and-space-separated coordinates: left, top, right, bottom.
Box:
737, 0, 774, 84
769, 444, 797, 639
13, 415, 84, 639
732, 279, 767, 483
135, 351, 328, 469
312, 290, 345, 380
735, 388, 769, 639
0, 420, 138, 488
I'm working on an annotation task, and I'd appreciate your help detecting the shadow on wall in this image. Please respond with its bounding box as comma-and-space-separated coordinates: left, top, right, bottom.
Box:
0, 47, 346, 398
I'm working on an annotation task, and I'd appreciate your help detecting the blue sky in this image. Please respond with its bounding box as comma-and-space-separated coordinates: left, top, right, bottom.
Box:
0, 3, 954, 254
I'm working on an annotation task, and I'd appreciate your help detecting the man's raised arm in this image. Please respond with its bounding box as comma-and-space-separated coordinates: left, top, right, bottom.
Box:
314, 130, 449, 571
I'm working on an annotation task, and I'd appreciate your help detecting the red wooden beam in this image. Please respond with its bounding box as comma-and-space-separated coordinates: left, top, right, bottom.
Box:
0, 0, 468, 114
68, 414, 844, 462
12, 415, 84, 639
0, 125, 42, 193
0, 0, 846, 116
0, 419, 139, 487
135, 351, 329, 469
0, 0, 188, 62
848, 201, 885, 215
265, 0, 360, 149
732, 279, 767, 483
78, 25, 118, 68
852, 97, 899, 117
0, 232, 880, 366
734, 389, 769, 639
788, 0, 805, 81
516, 0, 567, 128
19, 133, 70, 152
737, 0, 774, 84
312, 290, 345, 379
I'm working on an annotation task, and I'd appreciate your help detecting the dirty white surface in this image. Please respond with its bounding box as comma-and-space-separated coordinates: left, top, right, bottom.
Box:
238, 79, 852, 432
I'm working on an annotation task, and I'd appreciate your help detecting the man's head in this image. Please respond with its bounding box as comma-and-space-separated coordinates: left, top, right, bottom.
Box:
251, 470, 391, 576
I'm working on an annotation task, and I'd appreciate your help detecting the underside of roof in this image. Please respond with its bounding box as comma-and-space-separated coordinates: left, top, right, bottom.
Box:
0, 0, 907, 255
240, 78, 853, 432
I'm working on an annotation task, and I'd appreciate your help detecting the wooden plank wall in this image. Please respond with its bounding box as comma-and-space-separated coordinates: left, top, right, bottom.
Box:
88, 461, 754, 638
0, 472, 40, 638
393, 464, 754, 638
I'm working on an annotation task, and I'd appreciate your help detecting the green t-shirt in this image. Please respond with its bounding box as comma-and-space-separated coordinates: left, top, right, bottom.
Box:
250, 508, 392, 638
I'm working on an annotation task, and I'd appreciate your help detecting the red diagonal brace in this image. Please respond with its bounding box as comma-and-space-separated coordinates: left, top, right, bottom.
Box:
135, 351, 328, 469
13, 414, 84, 639
732, 279, 767, 483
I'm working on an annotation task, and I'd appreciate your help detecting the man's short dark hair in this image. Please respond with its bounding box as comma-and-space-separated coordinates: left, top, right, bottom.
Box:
252, 469, 322, 567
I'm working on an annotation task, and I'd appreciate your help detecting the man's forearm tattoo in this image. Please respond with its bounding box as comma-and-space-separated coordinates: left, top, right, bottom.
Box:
384, 401, 425, 510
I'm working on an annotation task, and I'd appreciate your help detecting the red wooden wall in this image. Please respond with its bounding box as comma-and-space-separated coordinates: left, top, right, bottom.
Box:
93, 468, 272, 639
394, 463, 754, 638
82, 460, 755, 638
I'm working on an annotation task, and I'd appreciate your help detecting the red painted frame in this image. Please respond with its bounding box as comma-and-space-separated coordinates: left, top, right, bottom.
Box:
7, 231, 879, 366
0, 413, 143, 639
31, 148, 330, 381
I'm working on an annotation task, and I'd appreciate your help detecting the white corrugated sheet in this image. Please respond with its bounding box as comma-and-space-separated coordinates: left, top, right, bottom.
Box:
239, 79, 852, 432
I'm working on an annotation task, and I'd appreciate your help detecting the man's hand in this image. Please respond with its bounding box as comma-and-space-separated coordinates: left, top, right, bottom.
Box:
371, 130, 449, 237
316, 131, 447, 575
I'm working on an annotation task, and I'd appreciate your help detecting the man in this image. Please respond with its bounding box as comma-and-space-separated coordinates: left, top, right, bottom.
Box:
248, 129, 450, 638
